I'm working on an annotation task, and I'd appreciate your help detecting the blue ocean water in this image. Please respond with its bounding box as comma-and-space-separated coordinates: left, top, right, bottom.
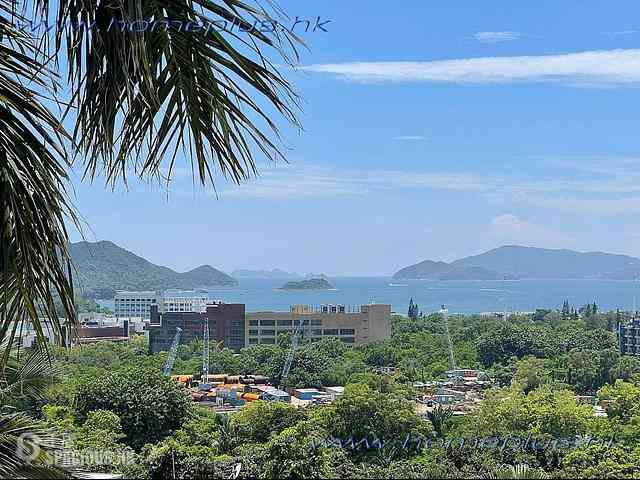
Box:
98, 278, 640, 314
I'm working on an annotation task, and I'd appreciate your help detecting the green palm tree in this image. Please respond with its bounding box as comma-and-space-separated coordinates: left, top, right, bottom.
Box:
0, 413, 64, 479
1, 0, 301, 353
215, 413, 236, 454
484, 464, 549, 479
426, 404, 453, 438
0, 347, 64, 478
0, 344, 59, 411
1, 2, 301, 477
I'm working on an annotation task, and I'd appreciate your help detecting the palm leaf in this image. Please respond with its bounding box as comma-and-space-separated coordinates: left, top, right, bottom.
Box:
0, 0, 76, 359
0, 344, 59, 407
47, 0, 302, 187
0, 413, 65, 479
485, 464, 549, 479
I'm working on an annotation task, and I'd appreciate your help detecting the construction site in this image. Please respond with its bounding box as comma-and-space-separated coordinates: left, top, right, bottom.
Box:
162, 310, 346, 412
158, 303, 496, 415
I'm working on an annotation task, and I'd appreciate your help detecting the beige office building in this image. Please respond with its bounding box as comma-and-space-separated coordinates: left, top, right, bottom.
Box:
245, 303, 391, 347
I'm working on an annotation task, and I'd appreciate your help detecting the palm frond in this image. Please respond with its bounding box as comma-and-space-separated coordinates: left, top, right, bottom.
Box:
0, 0, 76, 359
49, 0, 302, 187
0, 413, 65, 479
0, 344, 59, 407
484, 464, 549, 479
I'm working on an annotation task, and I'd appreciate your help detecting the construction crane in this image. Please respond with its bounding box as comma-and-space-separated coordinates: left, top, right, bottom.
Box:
200, 320, 210, 389
163, 327, 182, 376
440, 305, 456, 371
278, 317, 305, 389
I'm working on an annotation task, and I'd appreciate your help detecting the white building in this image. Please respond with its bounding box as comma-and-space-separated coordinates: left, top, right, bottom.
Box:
114, 290, 209, 318
114, 291, 158, 319
10, 319, 68, 348
160, 290, 208, 313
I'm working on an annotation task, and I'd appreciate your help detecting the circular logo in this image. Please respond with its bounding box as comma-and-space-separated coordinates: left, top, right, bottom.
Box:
16, 432, 42, 463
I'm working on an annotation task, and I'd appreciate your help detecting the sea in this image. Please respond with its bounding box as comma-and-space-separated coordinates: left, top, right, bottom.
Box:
96, 278, 640, 315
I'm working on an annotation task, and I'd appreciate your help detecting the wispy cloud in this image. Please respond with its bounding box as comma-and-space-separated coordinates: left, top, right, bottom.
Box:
490, 214, 575, 245
221, 158, 640, 216
301, 49, 640, 86
393, 135, 426, 141
536, 197, 640, 215
602, 30, 638, 36
473, 31, 521, 43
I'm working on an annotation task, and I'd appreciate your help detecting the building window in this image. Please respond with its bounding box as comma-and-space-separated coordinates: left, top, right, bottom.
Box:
249, 338, 258, 345
249, 330, 259, 336
277, 320, 293, 327
340, 329, 355, 335
261, 330, 276, 336
249, 320, 258, 326
311, 319, 322, 326
342, 337, 355, 343
311, 329, 323, 336
260, 320, 276, 326
260, 338, 275, 344
323, 329, 339, 336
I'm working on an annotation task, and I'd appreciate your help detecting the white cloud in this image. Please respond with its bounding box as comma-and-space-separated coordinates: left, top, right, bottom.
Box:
473, 31, 521, 43
490, 214, 574, 245
219, 157, 640, 217
393, 135, 425, 141
223, 165, 499, 199
602, 30, 638, 36
301, 49, 640, 86
536, 197, 640, 215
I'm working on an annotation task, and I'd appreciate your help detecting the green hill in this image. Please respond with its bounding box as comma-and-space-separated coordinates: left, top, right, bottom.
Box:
69, 241, 237, 298
393, 245, 640, 280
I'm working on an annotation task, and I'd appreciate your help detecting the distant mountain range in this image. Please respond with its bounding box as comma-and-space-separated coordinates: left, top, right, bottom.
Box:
232, 268, 301, 279
231, 269, 329, 280
393, 245, 640, 280
70, 241, 237, 299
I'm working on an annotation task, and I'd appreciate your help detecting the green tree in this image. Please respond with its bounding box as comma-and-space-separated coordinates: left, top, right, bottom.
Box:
231, 400, 305, 444
74, 366, 192, 450
259, 420, 346, 479
511, 356, 551, 394
609, 355, 640, 383
567, 349, 603, 394
466, 386, 593, 438
598, 380, 640, 421
560, 444, 640, 479
315, 383, 431, 440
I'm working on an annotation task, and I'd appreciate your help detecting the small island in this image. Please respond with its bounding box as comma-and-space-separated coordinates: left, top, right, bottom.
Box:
279, 278, 334, 290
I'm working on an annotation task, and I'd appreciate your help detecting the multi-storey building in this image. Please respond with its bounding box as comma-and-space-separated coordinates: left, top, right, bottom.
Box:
245, 303, 391, 347
114, 290, 210, 319
161, 291, 209, 313
619, 317, 640, 356
114, 291, 158, 319
147, 302, 246, 353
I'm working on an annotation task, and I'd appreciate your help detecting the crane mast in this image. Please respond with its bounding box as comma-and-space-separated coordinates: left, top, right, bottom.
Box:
163, 327, 182, 376
279, 317, 305, 389
440, 305, 456, 371
202, 320, 210, 385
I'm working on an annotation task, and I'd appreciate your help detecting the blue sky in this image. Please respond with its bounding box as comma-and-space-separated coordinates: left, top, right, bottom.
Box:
68, 1, 640, 276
